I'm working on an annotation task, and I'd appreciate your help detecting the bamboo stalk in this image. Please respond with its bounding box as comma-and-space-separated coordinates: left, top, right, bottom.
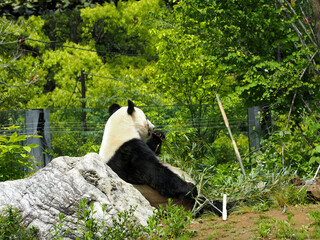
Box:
282, 89, 297, 165
216, 94, 246, 178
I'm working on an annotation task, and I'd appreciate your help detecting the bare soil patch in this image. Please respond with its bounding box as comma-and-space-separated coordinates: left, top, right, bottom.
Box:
190, 204, 320, 240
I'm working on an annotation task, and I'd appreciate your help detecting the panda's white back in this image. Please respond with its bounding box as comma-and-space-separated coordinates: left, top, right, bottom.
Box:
99, 105, 154, 163
99, 107, 140, 163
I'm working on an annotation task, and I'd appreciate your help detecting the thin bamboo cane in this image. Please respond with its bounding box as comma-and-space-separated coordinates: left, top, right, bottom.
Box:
216, 94, 246, 178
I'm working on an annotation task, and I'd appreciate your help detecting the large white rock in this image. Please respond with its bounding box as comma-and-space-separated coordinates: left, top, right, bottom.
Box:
0, 153, 154, 239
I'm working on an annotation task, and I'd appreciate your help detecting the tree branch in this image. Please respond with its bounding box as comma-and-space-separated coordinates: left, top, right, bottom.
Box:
0, 79, 38, 88
283, 0, 318, 47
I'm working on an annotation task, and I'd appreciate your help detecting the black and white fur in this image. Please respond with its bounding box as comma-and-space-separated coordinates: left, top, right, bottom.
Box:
146, 130, 165, 156
99, 100, 197, 200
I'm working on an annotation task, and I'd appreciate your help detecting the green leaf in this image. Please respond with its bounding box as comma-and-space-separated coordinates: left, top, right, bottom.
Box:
8, 132, 18, 142
0, 137, 9, 143
310, 156, 320, 164
9, 133, 27, 143
27, 144, 39, 148
311, 145, 320, 155
23, 146, 32, 153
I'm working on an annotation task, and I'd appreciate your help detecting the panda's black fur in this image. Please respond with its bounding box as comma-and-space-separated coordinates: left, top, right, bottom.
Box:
105, 102, 197, 201
107, 138, 197, 199
146, 130, 165, 156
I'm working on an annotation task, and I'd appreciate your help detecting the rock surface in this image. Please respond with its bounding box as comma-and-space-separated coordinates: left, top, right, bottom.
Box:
0, 153, 154, 239
292, 177, 320, 200
305, 177, 320, 200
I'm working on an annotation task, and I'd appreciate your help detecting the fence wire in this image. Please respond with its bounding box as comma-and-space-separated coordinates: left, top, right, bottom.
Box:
0, 105, 248, 135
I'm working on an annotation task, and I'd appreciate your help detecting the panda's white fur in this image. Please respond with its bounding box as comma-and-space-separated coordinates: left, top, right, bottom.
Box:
99, 100, 198, 202
99, 102, 154, 163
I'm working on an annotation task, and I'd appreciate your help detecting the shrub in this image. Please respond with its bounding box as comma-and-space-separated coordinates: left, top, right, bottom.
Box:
0, 206, 38, 240
48, 132, 100, 159
146, 199, 195, 239
0, 126, 39, 181
51, 198, 194, 240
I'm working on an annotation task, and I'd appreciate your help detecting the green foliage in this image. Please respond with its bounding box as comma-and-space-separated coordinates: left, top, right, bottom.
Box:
0, 0, 105, 18
147, 199, 195, 239
245, 113, 320, 176
0, 206, 38, 240
273, 214, 299, 239
309, 210, 320, 226
0, 126, 38, 181
272, 185, 310, 208
75, 199, 104, 240
308, 209, 320, 239
310, 145, 320, 165
308, 211, 320, 240
212, 132, 249, 165
309, 210, 320, 238
257, 219, 272, 238
1, 0, 163, 111
51, 198, 194, 240
256, 214, 310, 240
52, 213, 69, 240
48, 132, 100, 159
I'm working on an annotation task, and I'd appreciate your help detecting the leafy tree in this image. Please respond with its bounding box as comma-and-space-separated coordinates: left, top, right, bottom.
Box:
144, 1, 245, 140
153, 0, 320, 108
0, 17, 41, 110
0, 0, 121, 18
142, 0, 320, 171
0, 1, 164, 110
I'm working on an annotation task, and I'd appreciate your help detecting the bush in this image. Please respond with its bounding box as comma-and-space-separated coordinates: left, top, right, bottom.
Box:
0, 206, 38, 240
147, 199, 195, 239
52, 198, 195, 240
48, 132, 101, 159
0, 126, 39, 181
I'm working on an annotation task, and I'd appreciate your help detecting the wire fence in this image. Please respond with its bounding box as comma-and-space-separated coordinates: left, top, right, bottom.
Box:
0, 104, 249, 135
0, 104, 252, 165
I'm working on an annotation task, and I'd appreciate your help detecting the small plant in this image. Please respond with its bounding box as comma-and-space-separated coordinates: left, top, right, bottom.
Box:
105, 206, 147, 239
273, 184, 310, 208
272, 214, 310, 240
309, 210, 320, 226
0, 206, 38, 240
75, 199, 100, 239
257, 221, 272, 239
52, 213, 70, 240
0, 126, 39, 181
147, 199, 195, 239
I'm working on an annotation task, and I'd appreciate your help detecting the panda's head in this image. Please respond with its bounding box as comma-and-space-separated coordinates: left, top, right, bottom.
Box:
108, 100, 154, 139
99, 100, 154, 162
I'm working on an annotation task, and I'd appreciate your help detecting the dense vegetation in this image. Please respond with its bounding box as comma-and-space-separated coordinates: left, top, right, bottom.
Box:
0, 0, 320, 237
0, 198, 195, 239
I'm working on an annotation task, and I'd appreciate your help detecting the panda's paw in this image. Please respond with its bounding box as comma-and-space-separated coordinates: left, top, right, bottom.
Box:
152, 130, 166, 141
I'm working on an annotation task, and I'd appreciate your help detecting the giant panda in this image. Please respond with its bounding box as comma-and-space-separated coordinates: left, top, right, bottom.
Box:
99, 100, 198, 204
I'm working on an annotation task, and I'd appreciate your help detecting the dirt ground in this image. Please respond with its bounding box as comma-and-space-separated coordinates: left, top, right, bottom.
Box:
189, 204, 320, 240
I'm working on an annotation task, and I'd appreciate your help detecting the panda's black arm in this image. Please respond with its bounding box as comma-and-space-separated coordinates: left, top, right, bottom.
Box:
118, 139, 197, 200
146, 130, 165, 155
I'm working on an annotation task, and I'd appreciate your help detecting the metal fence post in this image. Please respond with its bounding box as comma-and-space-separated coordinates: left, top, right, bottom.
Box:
248, 106, 262, 151
25, 109, 52, 169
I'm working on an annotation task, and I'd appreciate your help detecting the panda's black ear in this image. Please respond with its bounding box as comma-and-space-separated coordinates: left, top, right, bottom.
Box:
127, 100, 135, 115
109, 104, 121, 116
